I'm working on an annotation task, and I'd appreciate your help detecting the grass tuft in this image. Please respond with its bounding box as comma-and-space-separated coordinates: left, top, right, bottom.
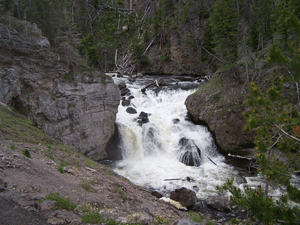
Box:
188, 211, 204, 223
10, 144, 15, 151
22, 149, 31, 158
44, 192, 77, 211
80, 180, 95, 192
57, 161, 69, 174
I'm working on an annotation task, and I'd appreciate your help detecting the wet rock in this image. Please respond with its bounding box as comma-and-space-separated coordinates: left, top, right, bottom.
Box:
157, 78, 165, 86
128, 95, 135, 100
118, 82, 126, 90
47, 210, 82, 225
178, 138, 201, 167
206, 196, 231, 212
151, 191, 163, 199
137, 111, 150, 126
180, 151, 195, 166
39, 200, 57, 211
117, 73, 123, 78
121, 88, 130, 96
122, 99, 131, 106
173, 118, 180, 124
128, 76, 136, 82
126, 107, 137, 114
105, 124, 123, 160
170, 187, 196, 208
137, 72, 144, 78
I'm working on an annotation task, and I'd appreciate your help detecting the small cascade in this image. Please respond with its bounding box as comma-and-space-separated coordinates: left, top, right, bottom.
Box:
107, 74, 258, 199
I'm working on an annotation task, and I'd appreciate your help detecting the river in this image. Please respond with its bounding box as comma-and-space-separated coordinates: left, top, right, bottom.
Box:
106, 74, 266, 200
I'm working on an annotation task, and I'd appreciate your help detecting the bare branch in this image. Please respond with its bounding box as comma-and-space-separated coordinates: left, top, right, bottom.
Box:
275, 124, 300, 142
201, 46, 225, 64
142, 39, 154, 56
268, 133, 282, 150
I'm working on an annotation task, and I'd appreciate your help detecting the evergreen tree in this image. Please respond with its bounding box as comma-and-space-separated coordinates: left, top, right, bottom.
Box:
248, 0, 275, 51
218, 9, 300, 224
209, 0, 238, 65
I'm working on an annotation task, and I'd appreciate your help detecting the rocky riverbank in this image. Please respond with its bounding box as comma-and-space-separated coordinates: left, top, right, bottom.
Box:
0, 139, 190, 224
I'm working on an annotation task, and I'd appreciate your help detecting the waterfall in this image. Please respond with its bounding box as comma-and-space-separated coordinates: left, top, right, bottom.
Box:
110, 75, 240, 199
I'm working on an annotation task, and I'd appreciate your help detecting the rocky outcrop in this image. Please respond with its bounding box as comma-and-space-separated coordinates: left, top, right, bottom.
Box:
185, 76, 254, 153
0, 19, 120, 160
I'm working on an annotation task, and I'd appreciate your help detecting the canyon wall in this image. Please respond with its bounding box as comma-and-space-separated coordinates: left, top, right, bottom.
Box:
0, 19, 120, 160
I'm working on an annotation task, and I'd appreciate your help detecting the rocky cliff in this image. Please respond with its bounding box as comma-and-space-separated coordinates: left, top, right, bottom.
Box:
0, 17, 120, 161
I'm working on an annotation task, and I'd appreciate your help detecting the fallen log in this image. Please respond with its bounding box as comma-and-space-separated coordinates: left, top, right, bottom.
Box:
164, 177, 194, 182
141, 79, 164, 92
206, 155, 217, 166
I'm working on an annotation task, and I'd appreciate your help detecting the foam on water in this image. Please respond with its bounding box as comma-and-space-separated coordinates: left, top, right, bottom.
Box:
111, 75, 262, 199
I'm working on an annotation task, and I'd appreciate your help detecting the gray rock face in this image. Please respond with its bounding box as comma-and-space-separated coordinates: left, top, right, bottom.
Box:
0, 21, 120, 160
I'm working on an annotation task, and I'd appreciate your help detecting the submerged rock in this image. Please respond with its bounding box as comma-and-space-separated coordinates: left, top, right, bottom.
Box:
136, 111, 150, 126
122, 99, 131, 106
126, 107, 137, 114
178, 138, 201, 167
127, 76, 136, 82
173, 118, 180, 124
120, 88, 130, 96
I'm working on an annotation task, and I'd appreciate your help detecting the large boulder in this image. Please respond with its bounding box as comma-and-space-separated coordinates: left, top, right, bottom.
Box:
206, 196, 231, 212
0, 20, 120, 161
185, 76, 254, 153
170, 187, 197, 208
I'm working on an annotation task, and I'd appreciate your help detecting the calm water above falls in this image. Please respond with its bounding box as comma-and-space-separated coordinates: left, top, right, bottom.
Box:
109, 74, 262, 199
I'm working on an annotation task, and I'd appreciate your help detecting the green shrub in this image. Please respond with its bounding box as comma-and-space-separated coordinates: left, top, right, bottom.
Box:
44, 192, 77, 211
22, 149, 31, 158
85, 158, 97, 168
188, 211, 204, 223
114, 186, 126, 199
160, 54, 170, 62
154, 215, 169, 224
82, 211, 104, 224
63, 74, 73, 81
57, 161, 69, 174
46, 154, 55, 161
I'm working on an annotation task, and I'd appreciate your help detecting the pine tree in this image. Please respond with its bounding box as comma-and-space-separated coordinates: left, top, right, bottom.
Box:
209, 0, 238, 65
218, 8, 300, 224
248, 0, 275, 51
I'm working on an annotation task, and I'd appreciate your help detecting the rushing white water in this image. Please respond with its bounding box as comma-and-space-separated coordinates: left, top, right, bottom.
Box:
109, 75, 273, 200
